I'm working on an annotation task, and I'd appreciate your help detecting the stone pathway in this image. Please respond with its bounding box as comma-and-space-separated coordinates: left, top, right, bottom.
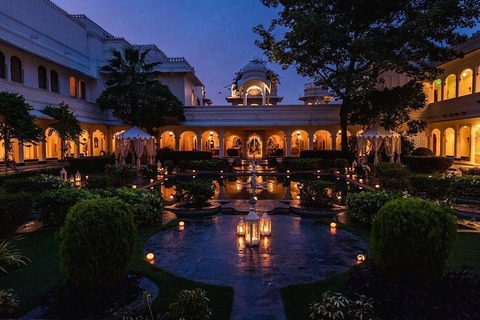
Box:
145, 213, 368, 319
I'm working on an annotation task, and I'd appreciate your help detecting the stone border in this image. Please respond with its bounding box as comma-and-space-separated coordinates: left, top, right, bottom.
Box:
165, 201, 222, 218
289, 202, 343, 218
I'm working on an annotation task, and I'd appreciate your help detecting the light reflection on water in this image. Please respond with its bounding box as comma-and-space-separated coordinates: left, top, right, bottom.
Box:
158, 175, 341, 201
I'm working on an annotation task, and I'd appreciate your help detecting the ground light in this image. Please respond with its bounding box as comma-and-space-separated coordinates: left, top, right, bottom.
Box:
245, 206, 260, 246
179, 221, 185, 231
260, 210, 272, 236
237, 218, 245, 236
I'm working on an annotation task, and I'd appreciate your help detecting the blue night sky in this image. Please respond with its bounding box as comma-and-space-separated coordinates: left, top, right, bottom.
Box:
52, 0, 309, 105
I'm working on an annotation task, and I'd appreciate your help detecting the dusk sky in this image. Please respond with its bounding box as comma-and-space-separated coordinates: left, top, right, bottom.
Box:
52, 0, 309, 105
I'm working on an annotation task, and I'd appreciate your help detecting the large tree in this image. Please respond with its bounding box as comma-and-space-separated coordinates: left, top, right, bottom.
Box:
41, 102, 82, 167
254, 0, 480, 152
0, 92, 44, 173
97, 47, 185, 133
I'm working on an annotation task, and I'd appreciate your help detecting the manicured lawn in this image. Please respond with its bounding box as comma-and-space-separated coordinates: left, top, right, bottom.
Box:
281, 227, 480, 320
0, 221, 233, 319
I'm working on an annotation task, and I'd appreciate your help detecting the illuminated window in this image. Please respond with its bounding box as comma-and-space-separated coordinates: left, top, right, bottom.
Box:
433, 79, 442, 102
38, 65, 47, 89
0, 51, 5, 79
459, 68, 473, 97
444, 74, 456, 100
69, 76, 77, 97
78, 80, 86, 99
10, 56, 22, 83
50, 70, 59, 93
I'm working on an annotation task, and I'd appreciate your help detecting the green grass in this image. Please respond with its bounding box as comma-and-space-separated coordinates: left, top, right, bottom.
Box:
446, 232, 480, 271
1, 222, 233, 319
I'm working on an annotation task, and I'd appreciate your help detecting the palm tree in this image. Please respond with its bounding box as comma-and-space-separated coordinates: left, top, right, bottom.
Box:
97, 47, 185, 133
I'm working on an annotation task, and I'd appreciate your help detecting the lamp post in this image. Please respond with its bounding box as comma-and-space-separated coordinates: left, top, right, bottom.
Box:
245, 205, 260, 246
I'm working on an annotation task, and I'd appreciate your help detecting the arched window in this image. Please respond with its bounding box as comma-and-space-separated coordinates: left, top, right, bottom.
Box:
459, 68, 473, 97
78, 80, 85, 99
38, 65, 47, 89
10, 56, 22, 83
0, 51, 6, 79
69, 76, 77, 97
50, 70, 59, 93
433, 79, 442, 102
444, 74, 456, 100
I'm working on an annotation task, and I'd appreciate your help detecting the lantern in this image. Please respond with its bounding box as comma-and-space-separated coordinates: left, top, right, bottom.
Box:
357, 254, 366, 262
60, 168, 67, 181
74, 170, 81, 182
259, 210, 272, 236
237, 218, 245, 236
330, 222, 337, 228
179, 221, 185, 231
244, 206, 260, 246
132, 185, 137, 189
375, 184, 381, 189
146, 252, 154, 261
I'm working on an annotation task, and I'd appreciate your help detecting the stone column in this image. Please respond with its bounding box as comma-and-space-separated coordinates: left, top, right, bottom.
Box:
440, 130, 446, 156
174, 131, 180, 151
38, 141, 47, 163
454, 125, 460, 159
308, 130, 314, 150
470, 126, 475, 164
285, 129, 292, 157
15, 141, 25, 164
218, 130, 225, 159
196, 130, 203, 151
330, 129, 338, 151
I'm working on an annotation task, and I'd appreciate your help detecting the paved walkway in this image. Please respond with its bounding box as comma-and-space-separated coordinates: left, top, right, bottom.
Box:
145, 208, 368, 319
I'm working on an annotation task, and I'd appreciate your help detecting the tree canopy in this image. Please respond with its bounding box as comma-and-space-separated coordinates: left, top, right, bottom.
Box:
0, 92, 44, 172
97, 47, 185, 133
254, 0, 480, 152
41, 102, 82, 166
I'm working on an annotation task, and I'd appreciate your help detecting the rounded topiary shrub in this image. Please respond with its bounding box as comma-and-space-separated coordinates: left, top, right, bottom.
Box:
373, 162, 411, 190
59, 198, 136, 287
0, 193, 32, 238
371, 197, 457, 285
411, 147, 435, 157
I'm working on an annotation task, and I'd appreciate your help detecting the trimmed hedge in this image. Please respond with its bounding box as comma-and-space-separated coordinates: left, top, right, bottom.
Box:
0, 167, 62, 184
177, 159, 230, 172
2, 174, 68, 195
177, 179, 215, 208
448, 176, 480, 199
373, 163, 411, 190
156, 151, 212, 164
409, 175, 451, 199
300, 150, 346, 160
298, 180, 336, 207
282, 158, 348, 172
35, 187, 97, 227
345, 191, 398, 226
60, 198, 136, 288
403, 156, 453, 173
372, 197, 457, 285
104, 164, 137, 187
411, 147, 435, 157
0, 193, 33, 238
67, 156, 115, 172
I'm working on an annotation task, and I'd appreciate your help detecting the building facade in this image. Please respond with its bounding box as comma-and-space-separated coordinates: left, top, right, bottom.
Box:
1, 0, 480, 165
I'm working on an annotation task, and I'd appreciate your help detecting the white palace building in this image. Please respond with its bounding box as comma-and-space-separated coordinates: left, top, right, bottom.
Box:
1, 0, 480, 165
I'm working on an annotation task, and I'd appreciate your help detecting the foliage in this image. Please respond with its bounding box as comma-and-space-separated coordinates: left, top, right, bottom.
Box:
97, 47, 185, 133
371, 197, 457, 285
298, 180, 336, 207
226, 148, 241, 157
0, 192, 32, 238
0, 235, 30, 273
92, 188, 163, 227
344, 263, 480, 319
163, 160, 175, 173
177, 179, 215, 208
460, 167, 480, 176
0, 289, 20, 316
141, 164, 158, 179
177, 159, 230, 172
409, 175, 451, 199
167, 288, 212, 320
345, 191, 398, 226
403, 156, 454, 173
372, 163, 411, 190
0, 92, 44, 173
2, 174, 68, 195
448, 176, 480, 199
400, 134, 415, 158
300, 150, 347, 160
104, 163, 138, 187
59, 198, 136, 287
283, 158, 348, 172
41, 102, 82, 166
35, 187, 96, 227
254, 1, 480, 152
411, 147, 434, 157
309, 291, 376, 320
156, 150, 212, 163
67, 156, 115, 172
83, 175, 109, 189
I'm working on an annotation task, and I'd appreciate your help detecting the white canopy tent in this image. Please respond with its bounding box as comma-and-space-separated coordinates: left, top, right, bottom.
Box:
115, 126, 156, 169
357, 126, 401, 165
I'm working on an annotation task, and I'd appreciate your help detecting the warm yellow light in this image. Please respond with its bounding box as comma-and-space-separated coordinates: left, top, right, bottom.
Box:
132, 185, 137, 189
150, 179, 154, 183
462, 71, 468, 78
359, 178, 363, 183
209, 131, 214, 136
357, 254, 366, 262
330, 222, 337, 228
146, 252, 154, 260
375, 184, 380, 189
296, 130, 301, 135
179, 221, 185, 227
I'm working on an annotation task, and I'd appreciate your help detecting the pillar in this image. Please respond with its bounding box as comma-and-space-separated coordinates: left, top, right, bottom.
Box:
174, 131, 180, 151
308, 130, 314, 150
15, 141, 25, 164
285, 129, 292, 157
218, 130, 225, 159
330, 129, 338, 151
440, 130, 446, 156
38, 141, 47, 163
470, 127, 475, 164
454, 125, 459, 159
